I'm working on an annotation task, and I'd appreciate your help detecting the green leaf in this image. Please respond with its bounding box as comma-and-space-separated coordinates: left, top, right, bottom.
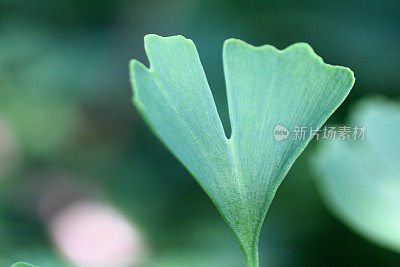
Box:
130, 34, 354, 266
11, 263, 39, 267
312, 97, 400, 253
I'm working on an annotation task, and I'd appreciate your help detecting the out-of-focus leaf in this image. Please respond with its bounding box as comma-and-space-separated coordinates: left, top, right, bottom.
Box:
312, 97, 400, 253
130, 34, 354, 266
10, 263, 39, 267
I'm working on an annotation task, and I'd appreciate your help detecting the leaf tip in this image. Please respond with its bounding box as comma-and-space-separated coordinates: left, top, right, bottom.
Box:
129, 59, 149, 104
286, 42, 356, 82
144, 33, 194, 47
223, 38, 280, 53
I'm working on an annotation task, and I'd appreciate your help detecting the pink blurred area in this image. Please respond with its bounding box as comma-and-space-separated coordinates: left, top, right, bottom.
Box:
49, 201, 145, 267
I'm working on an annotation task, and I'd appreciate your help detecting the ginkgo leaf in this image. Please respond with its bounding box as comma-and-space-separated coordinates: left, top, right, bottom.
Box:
312, 97, 400, 253
129, 34, 354, 266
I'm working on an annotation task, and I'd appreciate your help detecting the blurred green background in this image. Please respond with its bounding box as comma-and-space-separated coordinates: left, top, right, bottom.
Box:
0, 0, 399, 266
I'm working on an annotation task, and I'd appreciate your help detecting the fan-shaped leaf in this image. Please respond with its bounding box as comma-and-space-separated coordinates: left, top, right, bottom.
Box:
130, 34, 354, 266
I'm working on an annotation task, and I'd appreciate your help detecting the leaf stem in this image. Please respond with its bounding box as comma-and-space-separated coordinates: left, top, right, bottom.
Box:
242, 243, 259, 267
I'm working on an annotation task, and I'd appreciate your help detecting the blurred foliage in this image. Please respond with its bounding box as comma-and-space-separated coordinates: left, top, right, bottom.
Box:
11, 262, 39, 267
0, 0, 399, 266
312, 97, 400, 253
